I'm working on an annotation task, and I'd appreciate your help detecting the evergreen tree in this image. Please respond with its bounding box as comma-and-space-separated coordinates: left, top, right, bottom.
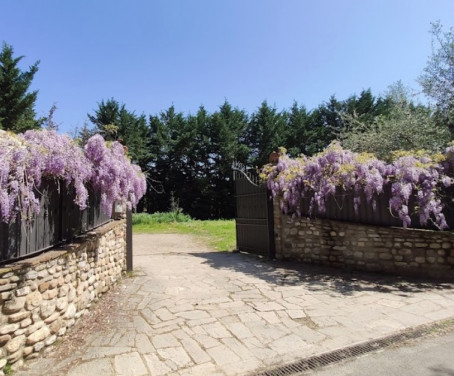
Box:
87, 98, 149, 164
283, 102, 311, 157
0, 42, 41, 132
146, 106, 190, 214
208, 102, 249, 218
247, 101, 287, 167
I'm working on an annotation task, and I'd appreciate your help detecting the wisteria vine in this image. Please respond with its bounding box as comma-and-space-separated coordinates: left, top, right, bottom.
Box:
0, 129, 146, 223
262, 142, 453, 230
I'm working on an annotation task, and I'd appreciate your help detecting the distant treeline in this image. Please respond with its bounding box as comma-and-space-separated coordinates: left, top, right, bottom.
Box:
83, 89, 411, 219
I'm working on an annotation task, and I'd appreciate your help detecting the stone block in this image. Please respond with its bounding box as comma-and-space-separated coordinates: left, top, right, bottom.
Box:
26, 322, 44, 335
49, 318, 64, 334
20, 318, 32, 329
415, 243, 428, 248
64, 303, 77, 319
3, 297, 26, 314
25, 291, 42, 310
44, 334, 56, 346
25, 271, 38, 280
26, 326, 50, 345
22, 346, 33, 357
0, 335, 11, 346
34, 341, 45, 352
40, 301, 56, 319
0, 324, 19, 335
7, 349, 23, 364
44, 312, 60, 324
38, 282, 50, 293
0, 284, 16, 292
56, 296, 68, 312
8, 311, 31, 323
42, 288, 58, 300
15, 286, 31, 297
5, 335, 25, 354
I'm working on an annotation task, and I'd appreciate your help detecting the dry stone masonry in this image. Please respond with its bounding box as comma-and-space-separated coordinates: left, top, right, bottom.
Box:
0, 220, 126, 373
274, 202, 454, 280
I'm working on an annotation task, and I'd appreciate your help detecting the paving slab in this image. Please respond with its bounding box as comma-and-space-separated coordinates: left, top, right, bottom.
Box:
16, 233, 454, 376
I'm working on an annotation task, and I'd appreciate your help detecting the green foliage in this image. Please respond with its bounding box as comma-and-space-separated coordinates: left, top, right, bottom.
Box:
418, 22, 454, 137
0, 42, 42, 132
132, 217, 236, 252
3, 363, 12, 375
132, 211, 192, 225
146, 102, 250, 219
87, 98, 150, 164
340, 83, 450, 160
247, 101, 286, 167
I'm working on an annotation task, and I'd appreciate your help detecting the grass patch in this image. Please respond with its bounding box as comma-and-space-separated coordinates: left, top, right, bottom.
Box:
133, 213, 236, 252
4, 363, 12, 375
132, 211, 191, 225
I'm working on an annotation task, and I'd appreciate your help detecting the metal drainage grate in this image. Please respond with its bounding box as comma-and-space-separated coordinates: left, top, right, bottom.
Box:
251, 318, 454, 376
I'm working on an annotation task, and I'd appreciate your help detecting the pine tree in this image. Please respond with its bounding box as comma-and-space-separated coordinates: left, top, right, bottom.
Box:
0, 42, 41, 132
87, 98, 150, 164
247, 101, 287, 167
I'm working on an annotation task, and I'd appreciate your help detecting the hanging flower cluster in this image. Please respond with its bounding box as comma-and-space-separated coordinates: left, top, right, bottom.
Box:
0, 129, 146, 223
262, 142, 453, 229
85, 134, 147, 216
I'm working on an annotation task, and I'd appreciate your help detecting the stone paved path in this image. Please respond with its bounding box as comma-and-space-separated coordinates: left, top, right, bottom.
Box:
17, 234, 454, 376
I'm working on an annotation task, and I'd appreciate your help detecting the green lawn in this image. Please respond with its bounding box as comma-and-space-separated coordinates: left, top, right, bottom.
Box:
132, 213, 236, 252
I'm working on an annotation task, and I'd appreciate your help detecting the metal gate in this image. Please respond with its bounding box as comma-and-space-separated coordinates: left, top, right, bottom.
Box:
232, 162, 275, 259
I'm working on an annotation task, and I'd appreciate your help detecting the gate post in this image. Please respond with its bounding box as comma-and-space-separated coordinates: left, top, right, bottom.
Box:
267, 190, 276, 260
126, 208, 133, 271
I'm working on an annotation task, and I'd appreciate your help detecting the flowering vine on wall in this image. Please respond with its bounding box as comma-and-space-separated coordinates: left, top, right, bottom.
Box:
262, 142, 454, 230
0, 129, 147, 223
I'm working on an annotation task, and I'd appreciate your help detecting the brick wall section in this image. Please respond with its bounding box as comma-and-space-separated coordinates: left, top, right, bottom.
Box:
0, 220, 126, 372
274, 201, 454, 280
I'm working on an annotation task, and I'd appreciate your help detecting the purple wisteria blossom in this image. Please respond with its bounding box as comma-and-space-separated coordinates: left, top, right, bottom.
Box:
0, 130, 146, 223
263, 142, 452, 230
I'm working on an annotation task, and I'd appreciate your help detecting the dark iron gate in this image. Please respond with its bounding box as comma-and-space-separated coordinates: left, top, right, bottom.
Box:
232, 162, 275, 259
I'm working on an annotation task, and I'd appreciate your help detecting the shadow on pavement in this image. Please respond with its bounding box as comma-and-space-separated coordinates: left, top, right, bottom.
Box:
189, 250, 454, 296
429, 366, 454, 376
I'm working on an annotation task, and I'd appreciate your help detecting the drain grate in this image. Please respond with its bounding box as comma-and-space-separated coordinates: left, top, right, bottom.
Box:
251, 318, 454, 376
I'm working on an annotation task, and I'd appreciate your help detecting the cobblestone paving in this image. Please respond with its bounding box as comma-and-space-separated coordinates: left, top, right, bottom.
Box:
18, 234, 454, 376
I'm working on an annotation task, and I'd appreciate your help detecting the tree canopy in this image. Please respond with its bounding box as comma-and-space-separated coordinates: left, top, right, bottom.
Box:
418, 22, 454, 137
0, 42, 41, 133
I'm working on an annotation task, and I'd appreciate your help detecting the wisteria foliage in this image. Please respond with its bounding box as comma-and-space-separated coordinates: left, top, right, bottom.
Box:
0, 130, 146, 222
262, 142, 454, 230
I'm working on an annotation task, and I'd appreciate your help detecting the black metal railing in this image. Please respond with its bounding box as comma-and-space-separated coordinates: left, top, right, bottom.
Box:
0, 180, 111, 262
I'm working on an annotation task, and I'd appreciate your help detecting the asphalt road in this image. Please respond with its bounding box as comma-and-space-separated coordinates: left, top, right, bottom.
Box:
305, 331, 454, 376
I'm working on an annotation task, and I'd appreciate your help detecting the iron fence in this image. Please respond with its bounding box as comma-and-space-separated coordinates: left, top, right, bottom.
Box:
0, 180, 111, 262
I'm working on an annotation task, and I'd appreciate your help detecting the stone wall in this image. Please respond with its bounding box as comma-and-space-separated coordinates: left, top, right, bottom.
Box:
0, 220, 126, 372
274, 202, 454, 280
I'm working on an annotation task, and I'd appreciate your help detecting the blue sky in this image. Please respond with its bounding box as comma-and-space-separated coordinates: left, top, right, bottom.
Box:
1, 0, 454, 134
